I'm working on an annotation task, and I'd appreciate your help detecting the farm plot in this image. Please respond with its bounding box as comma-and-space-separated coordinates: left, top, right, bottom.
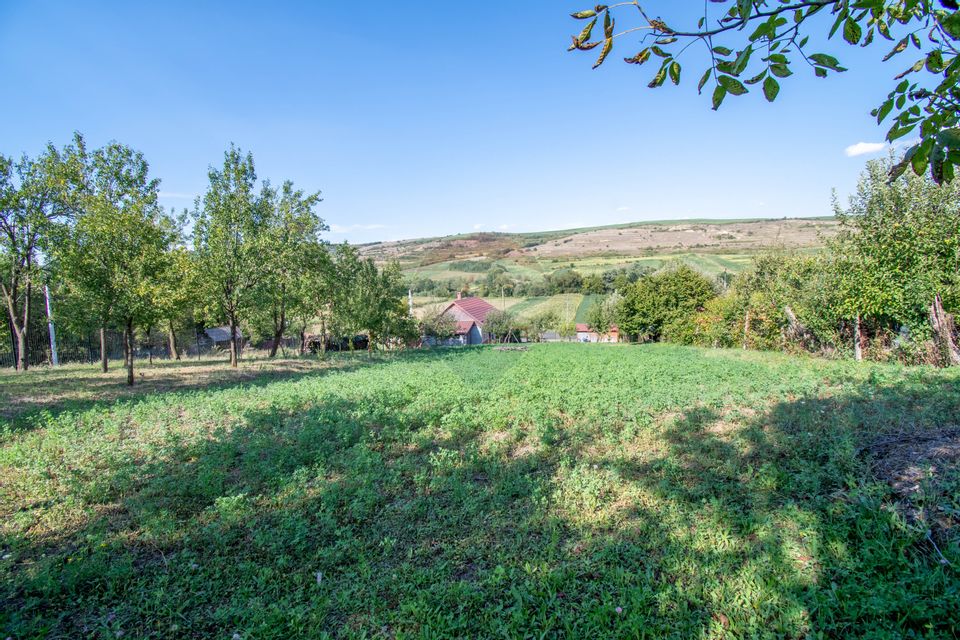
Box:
1, 344, 958, 638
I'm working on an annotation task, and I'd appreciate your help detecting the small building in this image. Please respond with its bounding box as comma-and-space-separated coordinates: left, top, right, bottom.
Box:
438, 294, 499, 345
575, 323, 619, 343
205, 325, 244, 349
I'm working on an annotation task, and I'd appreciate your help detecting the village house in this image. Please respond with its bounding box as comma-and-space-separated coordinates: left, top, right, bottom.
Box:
437, 293, 499, 345
575, 323, 619, 343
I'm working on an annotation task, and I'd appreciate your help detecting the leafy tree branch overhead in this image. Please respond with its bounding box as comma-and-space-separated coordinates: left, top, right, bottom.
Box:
569, 1, 960, 183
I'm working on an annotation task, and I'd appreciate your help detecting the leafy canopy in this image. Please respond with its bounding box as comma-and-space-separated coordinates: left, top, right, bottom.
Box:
570, 1, 960, 183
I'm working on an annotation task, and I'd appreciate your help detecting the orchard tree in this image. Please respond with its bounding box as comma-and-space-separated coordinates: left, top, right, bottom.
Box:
618, 264, 717, 340
587, 291, 623, 340
193, 146, 271, 367
252, 181, 326, 357
0, 134, 86, 371
58, 142, 175, 384
569, 1, 960, 182
831, 153, 960, 361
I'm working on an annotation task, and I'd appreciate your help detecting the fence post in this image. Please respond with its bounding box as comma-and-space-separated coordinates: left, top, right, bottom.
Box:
44, 285, 59, 366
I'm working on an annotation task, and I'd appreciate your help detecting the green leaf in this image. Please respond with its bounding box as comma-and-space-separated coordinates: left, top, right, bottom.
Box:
718, 75, 748, 95
770, 64, 792, 78
809, 53, 846, 72
668, 61, 681, 85
712, 46, 733, 56
593, 38, 613, 69
875, 98, 894, 124
712, 84, 728, 110
883, 37, 909, 62
697, 68, 711, 94
762, 76, 780, 102
842, 18, 862, 45
937, 128, 960, 148
571, 10, 597, 19
575, 18, 597, 46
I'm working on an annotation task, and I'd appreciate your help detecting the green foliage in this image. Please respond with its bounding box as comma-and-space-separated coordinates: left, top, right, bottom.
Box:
483, 309, 517, 342
247, 181, 327, 352
618, 264, 717, 340
572, 1, 960, 182
586, 291, 621, 337
57, 142, 175, 333
192, 146, 273, 364
0, 134, 87, 370
831, 154, 960, 333
2, 345, 958, 637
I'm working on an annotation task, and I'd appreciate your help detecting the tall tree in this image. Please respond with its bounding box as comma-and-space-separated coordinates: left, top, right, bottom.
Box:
0, 134, 86, 371
193, 146, 270, 367
831, 154, 960, 361
252, 181, 326, 357
569, 1, 960, 182
58, 142, 174, 384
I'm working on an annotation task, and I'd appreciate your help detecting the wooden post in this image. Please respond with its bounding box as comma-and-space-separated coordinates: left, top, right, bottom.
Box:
854, 315, 864, 361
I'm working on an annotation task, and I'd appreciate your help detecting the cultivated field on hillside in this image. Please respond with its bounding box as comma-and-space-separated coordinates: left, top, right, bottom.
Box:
361, 218, 836, 284
2, 345, 957, 638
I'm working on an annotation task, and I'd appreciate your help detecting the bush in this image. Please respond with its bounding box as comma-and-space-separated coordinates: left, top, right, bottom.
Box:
618, 264, 717, 341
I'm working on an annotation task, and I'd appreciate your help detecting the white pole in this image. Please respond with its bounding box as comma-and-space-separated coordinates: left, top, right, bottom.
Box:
44, 285, 59, 366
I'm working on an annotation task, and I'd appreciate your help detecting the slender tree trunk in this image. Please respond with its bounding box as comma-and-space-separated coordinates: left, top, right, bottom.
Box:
742, 310, 751, 350
125, 318, 135, 386
269, 305, 285, 358
854, 315, 864, 362
19, 278, 31, 371
100, 327, 109, 372
228, 315, 239, 368
15, 329, 27, 372
147, 326, 153, 364
929, 294, 960, 367
299, 327, 306, 355
167, 320, 180, 360
7, 315, 18, 369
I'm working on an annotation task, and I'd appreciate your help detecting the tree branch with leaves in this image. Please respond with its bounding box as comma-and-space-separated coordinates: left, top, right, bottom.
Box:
569, 0, 960, 182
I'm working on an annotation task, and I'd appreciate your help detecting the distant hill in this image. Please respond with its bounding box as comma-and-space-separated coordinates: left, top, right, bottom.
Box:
359, 217, 837, 283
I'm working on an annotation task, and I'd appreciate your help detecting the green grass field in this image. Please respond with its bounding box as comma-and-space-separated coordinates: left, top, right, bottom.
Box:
2, 345, 959, 638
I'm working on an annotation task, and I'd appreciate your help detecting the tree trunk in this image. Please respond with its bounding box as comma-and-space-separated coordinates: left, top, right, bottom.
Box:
7, 315, 18, 369
228, 315, 239, 368
854, 315, 864, 362
16, 330, 27, 372
167, 320, 180, 360
125, 318, 135, 386
100, 327, 109, 372
18, 279, 31, 371
299, 327, 306, 355
929, 294, 960, 367
742, 310, 751, 350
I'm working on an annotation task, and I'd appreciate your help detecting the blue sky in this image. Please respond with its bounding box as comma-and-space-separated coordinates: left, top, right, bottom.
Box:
1, 1, 905, 243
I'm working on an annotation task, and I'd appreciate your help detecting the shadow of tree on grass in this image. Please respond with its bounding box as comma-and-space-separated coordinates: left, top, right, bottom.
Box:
1, 348, 958, 638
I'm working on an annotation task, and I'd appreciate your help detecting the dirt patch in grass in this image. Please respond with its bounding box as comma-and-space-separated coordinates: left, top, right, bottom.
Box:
864, 427, 960, 540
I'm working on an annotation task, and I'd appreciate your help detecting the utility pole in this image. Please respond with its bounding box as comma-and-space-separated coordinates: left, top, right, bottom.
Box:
44, 285, 59, 366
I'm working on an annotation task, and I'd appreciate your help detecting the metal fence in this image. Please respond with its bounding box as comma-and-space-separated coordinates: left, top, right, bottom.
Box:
0, 324, 226, 369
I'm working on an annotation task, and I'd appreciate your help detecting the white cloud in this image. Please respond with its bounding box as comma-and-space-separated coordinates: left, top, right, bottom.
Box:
616, 206, 631, 212
497, 223, 517, 231
329, 223, 388, 234
844, 142, 887, 157
473, 223, 485, 230
158, 191, 195, 199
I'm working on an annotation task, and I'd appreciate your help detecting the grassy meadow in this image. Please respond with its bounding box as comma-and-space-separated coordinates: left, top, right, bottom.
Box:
1, 344, 959, 638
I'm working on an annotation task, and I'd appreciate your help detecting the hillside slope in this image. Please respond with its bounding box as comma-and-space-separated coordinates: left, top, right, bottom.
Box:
359, 217, 837, 268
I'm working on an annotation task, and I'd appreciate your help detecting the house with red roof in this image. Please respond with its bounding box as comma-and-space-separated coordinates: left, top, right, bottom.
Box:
575, 323, 620, 343
439, 293, 499, 345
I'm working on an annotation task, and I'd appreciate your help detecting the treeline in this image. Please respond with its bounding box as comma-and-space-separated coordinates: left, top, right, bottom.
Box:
605, 157, 960, 366
1, 134, 412, 383
408, 262, 653, 298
